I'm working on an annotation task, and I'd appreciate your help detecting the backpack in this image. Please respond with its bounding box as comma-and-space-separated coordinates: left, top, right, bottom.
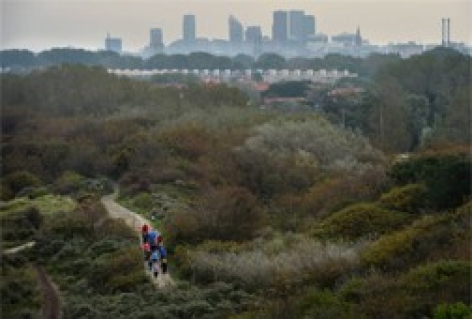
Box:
148, 230, 157, 243
159, 246, 167, 259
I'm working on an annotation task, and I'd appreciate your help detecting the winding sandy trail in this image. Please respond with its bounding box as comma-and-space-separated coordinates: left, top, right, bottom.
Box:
101, 192, 174, 288
5, 245, 61, 318
34, 265, 61, 319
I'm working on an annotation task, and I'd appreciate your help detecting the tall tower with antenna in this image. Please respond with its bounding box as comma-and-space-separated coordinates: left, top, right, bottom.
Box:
442, 18, 451, 47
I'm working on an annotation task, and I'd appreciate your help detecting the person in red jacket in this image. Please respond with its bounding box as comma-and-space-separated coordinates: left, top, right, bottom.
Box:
142, 242, 151, 262
141, 223, 149, 244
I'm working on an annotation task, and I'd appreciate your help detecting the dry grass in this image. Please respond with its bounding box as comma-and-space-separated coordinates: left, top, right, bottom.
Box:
190, 234, 363, 288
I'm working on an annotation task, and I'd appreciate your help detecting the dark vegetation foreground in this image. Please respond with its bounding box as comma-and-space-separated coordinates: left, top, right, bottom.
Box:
1, 47, 471, 318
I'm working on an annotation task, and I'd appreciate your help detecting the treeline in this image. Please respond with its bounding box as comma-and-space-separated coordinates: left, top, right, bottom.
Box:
2, 48, 402, 77
319, 47, 471, 153
1, 64, 247, 118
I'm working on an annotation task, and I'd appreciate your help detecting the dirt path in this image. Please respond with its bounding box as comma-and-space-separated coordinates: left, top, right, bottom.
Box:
34, 265, 61, 319
101, 192, 174, 288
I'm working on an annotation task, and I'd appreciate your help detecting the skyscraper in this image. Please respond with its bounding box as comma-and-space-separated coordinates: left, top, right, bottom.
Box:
150, 28, 163, 47
183, 14, 196, 42
246, 26, 262, 43
272, 11, 288, 43
442, 18, 451, 46
245, 26, 263, 56
289, 10, 305, 42
229, 15, 243, 43
146, 28, 164, 56
303, 15, 316, 40
355, 27, 362, 46
105, 33, 122, 53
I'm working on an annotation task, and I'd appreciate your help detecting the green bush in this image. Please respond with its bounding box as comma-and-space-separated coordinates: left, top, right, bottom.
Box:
398, 260, 471, 318
293, 288, 356, 319
1, 207, 42, 247
362, 204, 471, 270
55, 170, 85, 195
43, 211, 92, 239
433, 302, 471, 319
1, 262, 41, 318
401, 260, 471, 299
15, 186, 50, 199
88, 248, 147, 293
2, 170, 42, 200
237, 287, 358, 319
315, 203, 411, 241
389, 150, 471, 210
335, 260, 471, 318
378, 183, 428, 213
133, 192, 153, 212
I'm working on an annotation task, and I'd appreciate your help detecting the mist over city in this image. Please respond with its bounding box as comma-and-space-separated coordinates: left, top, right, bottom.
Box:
123, 10, 471, 59
2, 0, 471, 57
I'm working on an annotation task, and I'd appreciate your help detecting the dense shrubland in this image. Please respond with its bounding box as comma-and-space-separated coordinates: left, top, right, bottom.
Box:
1, 254, 41, 318
1, 48, 471, 318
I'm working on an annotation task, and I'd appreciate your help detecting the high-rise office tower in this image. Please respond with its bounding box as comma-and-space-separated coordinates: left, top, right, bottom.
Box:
303, 15, 316, 40
289, 10, 305, 42
245, 26, 263, 56
150, 28, 163, 47
272, 11, 288, 43
246, 26, 262, 43
442, 18, 451, 46
147, 28, 164, 56
105, 33, 122, 53
183, 14, 196, 42
355, 27, 362, 46
229, 15, 244, 43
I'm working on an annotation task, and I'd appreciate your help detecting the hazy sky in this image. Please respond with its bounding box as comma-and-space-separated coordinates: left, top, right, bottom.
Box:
1, 0, 472, 52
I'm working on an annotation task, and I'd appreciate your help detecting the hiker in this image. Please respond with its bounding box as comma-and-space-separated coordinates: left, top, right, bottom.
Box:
157, 231, 163, 244
150, 249, 160, 272
158, 244, 168, 274
141, 223, 149, 243
152, 261, 160, 278
148, 229, 158, 251
142, 242, 151, 262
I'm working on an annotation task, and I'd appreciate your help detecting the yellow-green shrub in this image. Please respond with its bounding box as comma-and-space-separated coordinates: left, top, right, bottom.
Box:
399, 260, 471, 317
2, 170, 42, 200
433, 302, 471, 319
362, 203, 471, 270
314, 203, 411, 241
55, 170, 85, 194
336, 260, 471, 318
378, 183, 428, 213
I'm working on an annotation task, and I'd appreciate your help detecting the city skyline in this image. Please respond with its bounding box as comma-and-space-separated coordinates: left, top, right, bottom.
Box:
2, 0, 472, 52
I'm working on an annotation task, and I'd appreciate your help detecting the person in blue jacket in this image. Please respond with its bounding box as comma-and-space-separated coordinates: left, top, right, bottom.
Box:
150, 249, 160, 273
158, 244, 167, 274
147, 229, 158, 251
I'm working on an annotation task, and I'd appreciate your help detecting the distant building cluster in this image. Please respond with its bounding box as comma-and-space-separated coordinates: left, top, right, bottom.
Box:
104, 13, 471, 58
108, 67, 357, 85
